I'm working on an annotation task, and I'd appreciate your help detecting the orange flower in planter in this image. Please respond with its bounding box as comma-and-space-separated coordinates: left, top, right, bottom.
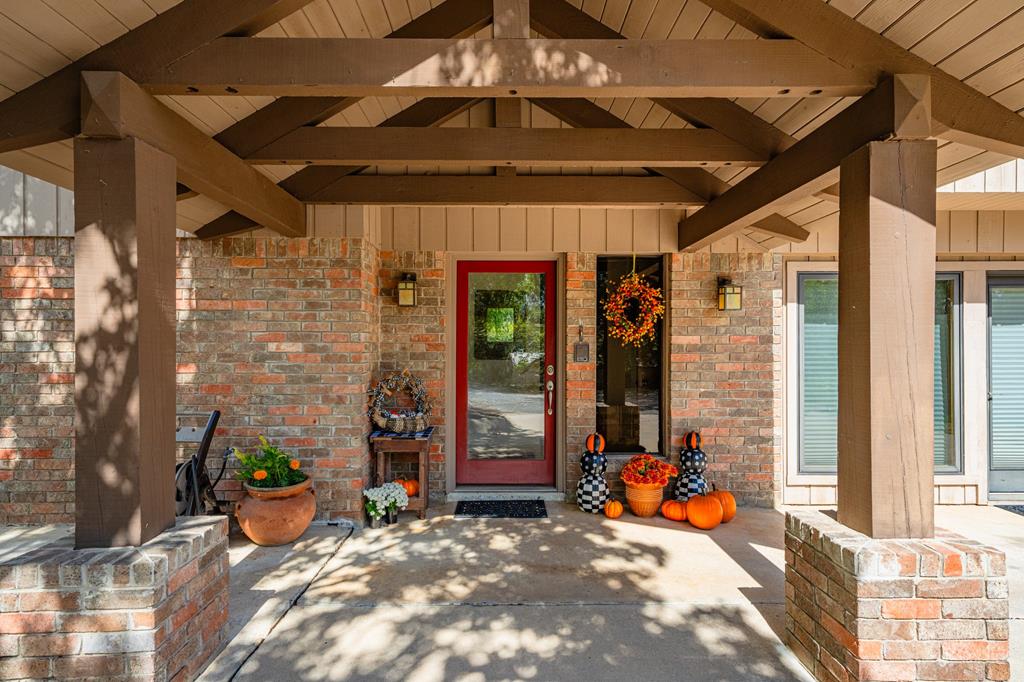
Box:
253, 470, 268, 481
289, 459, 301, 470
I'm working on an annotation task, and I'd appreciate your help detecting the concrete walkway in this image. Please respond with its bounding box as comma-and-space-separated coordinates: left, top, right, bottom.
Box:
234, 504, 813, 681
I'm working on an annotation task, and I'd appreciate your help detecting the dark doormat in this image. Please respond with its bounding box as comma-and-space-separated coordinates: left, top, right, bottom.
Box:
454, 499, 548, 519
996, 505, 1024, 517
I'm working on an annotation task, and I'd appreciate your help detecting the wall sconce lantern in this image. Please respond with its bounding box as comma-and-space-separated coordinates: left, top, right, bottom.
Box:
717, 277, 742, 311
397, 273, 417, 307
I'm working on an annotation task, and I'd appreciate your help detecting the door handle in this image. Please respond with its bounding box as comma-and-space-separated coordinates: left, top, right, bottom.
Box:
546, 380, 554, 415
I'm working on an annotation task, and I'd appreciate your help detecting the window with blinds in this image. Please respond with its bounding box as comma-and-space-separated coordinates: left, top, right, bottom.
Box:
796, 273, 962, 474
989, 280, 1024, 475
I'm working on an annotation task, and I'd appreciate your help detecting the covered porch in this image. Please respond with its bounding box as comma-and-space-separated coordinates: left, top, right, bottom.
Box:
1, 0, 1023, 679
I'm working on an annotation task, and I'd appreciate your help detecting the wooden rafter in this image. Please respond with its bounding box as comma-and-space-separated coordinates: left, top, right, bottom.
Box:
700, 0, 1024, 158
246, 127, 768, 167
211, 0, 492, 159
677, 75, 931, 251
82, 71, 305, 237
0, 0, 313, 153
529, 0, 796, 158
142, 38, 873, 98
194, 98, 479, 239
305, 176, 703, 205
531, 98, 807, 244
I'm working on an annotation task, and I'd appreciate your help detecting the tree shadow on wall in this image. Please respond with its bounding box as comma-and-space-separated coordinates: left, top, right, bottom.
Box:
74, 222, 174, 547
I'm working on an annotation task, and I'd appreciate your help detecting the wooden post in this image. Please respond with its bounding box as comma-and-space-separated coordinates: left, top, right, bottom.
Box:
836, 139, 937, 538
494, 0, 527, 176
74, 136, 177, 548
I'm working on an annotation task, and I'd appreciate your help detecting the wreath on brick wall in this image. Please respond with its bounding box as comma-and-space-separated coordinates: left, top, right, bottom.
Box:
603, 271, 665, 347
368, 370, 432, 434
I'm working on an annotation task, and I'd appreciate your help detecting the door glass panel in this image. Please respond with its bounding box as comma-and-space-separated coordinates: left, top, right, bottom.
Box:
990, 282, 1024, 477
466, 272, 546, 460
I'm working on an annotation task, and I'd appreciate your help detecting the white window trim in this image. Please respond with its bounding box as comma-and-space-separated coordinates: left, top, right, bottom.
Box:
783, 261, 1024, 501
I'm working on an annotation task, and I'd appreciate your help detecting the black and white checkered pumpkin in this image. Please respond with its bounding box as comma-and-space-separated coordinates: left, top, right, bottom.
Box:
673, 471, 708, 501
576, 438, 610, 513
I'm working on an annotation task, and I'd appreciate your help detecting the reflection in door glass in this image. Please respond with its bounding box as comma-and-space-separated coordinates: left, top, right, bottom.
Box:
467, 272, 546, 460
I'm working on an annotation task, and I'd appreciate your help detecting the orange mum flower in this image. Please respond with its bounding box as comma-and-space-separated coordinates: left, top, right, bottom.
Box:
253, 470, 268, 480
289, 459, 301, 470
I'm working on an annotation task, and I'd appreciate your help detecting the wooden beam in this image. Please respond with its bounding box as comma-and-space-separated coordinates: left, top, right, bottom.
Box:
700, 0, 1024, 158
494, 0, 528, 176
247, 127, 768, 167
0, 0, 312, 153
494, 0, 529, 38
308, 175, 704, 205
531, 98, 807, 243
82, 71, 305, 237
677, 75, 931, 251
195, 97, 479, 239
837, 140, 937, 539
212, 0, 492, 159
144, 38, 874, 98
529, 0, 796, 158
74, 136, 176, 548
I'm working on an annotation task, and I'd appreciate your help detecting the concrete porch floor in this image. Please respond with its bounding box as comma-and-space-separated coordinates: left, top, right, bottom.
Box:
232, 503, 814, 681
3, 503, 1020, 680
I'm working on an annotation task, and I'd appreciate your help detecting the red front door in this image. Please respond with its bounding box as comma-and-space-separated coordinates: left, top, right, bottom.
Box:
456, 261, 557, 485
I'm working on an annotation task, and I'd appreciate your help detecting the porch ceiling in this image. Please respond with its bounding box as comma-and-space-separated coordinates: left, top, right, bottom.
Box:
0, 0, 1020, 242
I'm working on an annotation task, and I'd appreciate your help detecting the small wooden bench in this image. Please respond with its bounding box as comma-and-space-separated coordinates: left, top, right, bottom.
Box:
370, 427, 433, 519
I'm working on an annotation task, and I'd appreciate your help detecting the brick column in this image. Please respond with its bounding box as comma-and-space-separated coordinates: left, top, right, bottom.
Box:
565, 253, 597, 497
0, 516, 229, 680
786, 510, 1009, 681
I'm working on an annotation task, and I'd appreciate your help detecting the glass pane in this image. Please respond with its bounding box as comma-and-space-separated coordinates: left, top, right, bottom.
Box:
990, 284, 1024, 470
798, 276, 839, 471
934, 278, 956, 469
467, 272, 546, 460
596, 256, 663, 454
798, 274, 962, 473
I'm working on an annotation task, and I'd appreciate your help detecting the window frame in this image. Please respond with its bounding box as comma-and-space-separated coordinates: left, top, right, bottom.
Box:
594, 254, 668, 458
790, 267, 964, 477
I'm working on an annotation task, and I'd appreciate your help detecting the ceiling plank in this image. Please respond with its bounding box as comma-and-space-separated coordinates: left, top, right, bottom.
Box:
246, 127, 768, 167
82, 71, 305, 237
144, 38, 874, 98
531, 98, 807, 243
212, 0, 492, 159
529, 0, 796, 158
0, 0, 314, 153
677, 75, 931, 251
194, 97, 479, 239
699, 0, 1024, 158
305, 175, 704, 205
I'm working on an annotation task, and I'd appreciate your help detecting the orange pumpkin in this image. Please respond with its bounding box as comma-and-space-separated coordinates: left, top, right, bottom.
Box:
687, 494, 724, 530
660, 499, 686, 522
586, 433, 606, 453
683, 431, 702, 451
604, 499, 624, 519
395, 478, 419, 497
709, 486, 736, 523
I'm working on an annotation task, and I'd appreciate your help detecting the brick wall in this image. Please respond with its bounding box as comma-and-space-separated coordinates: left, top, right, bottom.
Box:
669, 253, 782, 507
565, 253, 598, 497
176, 237, 378, 524
0, 238, 74, 525
377, 251, 446, 502
786, 510, 1009, 681
0, 516, 228, 681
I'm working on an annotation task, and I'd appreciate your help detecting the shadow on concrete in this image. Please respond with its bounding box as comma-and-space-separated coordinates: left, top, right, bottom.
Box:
232, 504, 810, 681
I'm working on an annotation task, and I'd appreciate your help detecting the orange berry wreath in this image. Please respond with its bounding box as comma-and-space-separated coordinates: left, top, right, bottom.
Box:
603, 271, 665, 347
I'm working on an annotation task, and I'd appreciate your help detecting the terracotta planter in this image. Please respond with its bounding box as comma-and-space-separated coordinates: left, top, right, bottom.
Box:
235, 478, 315, 546
625, 483, 665, 517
